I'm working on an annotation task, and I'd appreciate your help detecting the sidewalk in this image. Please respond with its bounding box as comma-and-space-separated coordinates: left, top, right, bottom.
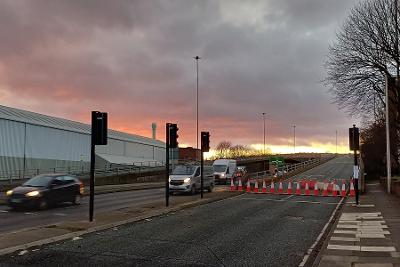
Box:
0, 182, 164, 205
316, 181, 400, 267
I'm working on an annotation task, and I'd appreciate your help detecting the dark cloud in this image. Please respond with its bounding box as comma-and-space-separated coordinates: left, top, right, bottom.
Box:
0, 0, 358, 149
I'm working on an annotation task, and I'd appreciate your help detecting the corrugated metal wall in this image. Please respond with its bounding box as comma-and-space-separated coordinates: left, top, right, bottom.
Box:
0, 118, 165, 180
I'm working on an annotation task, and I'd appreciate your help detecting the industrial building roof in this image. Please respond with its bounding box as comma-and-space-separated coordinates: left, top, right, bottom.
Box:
0, 105, 165, 147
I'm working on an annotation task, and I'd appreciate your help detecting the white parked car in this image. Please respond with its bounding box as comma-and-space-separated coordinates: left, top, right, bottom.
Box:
169, 165, 215, 195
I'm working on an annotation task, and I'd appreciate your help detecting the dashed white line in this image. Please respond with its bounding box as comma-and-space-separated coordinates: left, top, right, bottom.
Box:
0, 210, 9, 213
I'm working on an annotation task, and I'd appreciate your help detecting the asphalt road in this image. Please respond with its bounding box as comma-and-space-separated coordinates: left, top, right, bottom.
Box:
0, 155, 354, 266
0, 187, 226, 234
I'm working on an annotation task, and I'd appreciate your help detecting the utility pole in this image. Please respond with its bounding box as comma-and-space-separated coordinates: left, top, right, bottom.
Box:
262, 113, 266, 154
194, 56, 201, 149
336, 130, 338, 154
385, 74, 391, 193
293, 124, 296, 153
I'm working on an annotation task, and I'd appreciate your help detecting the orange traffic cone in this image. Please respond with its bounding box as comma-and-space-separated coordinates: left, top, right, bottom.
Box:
349, 179, 355, 197
262, 179, 267, 193
332, 180, 337, 197
270, 180, 275, 194
341, 179, 346, 197
295, 181, 301, 195
246, 179, 251, 193
305, 181, 310, 196
322, 180, 329, 197
278, 180, 284, 194
314, 182, 319, 196
287, 180, 293, 194
238, 179, 243, 191
254, 179, 259, 193
230, 177, 236, 192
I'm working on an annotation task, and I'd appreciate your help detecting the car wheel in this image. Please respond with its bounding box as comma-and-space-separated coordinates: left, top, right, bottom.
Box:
73, 194, 81, 205
191, 185, 197, 195
38, 199, 48, 210
208, 183, 214, 193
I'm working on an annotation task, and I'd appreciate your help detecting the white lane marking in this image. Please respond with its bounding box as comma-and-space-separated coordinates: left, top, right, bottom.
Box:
328, 244, 360, 251
283, 195, 294, 200
339, 220, 385, 225
366, 183, 380, 186
330, 236, 360, 242
360, 246, 397, 252
53, 213, 67, 216
24, 212, 36, 215
0, 210, 9, 213
356, 234, 386, 238
337, 225, 388, 229
240, 197, 338, 205
334, 230, 390, 235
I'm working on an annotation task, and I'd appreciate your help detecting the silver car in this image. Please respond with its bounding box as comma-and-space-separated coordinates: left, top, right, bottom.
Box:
169, 165, 215, 195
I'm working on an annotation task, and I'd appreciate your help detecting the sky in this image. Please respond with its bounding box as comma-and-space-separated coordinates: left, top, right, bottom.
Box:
0, 0, 360, 154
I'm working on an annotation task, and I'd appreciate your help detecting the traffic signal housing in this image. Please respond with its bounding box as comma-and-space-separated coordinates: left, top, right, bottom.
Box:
201, 131, 210, 152
169, 124, 179, 148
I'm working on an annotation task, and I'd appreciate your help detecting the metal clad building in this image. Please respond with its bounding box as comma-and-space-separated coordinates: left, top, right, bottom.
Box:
0, 105, 165, 179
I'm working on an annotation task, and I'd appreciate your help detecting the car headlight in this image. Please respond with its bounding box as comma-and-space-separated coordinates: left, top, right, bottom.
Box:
168, 177, 171, 182
220, 173, 225, 177
6, 190, 13, 196
183, 178, 191, 183
26, 191, 41, 197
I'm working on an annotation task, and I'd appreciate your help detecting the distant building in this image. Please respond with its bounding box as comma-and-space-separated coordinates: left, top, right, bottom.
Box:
179, 147, 201, 161
0, 105, 165, 180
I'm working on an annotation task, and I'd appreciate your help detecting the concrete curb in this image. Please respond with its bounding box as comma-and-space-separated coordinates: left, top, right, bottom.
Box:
0, 191, 243, 256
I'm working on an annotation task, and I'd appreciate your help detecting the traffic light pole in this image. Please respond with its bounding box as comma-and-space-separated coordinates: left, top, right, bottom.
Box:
165, 123, 170, 207
200, 150, 204, 199
89, 136, 95, 222
353, 124, 359, 205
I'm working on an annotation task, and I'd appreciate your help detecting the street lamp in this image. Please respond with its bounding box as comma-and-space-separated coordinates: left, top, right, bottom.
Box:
335, 130, 338, 154
194, 56, 201, 149
262, 113, 266, 154
293, 124, 296, 154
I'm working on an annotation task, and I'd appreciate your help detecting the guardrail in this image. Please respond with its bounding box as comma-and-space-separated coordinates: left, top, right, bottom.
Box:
0, 160, 165, 183
248, 158, 322, 180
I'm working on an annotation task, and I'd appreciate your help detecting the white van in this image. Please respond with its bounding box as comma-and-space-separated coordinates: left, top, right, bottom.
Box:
212, 159, 237, 184
169, 165, 215, 195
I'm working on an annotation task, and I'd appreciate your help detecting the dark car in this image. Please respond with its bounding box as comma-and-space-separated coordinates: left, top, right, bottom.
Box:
6, 174, 83, 210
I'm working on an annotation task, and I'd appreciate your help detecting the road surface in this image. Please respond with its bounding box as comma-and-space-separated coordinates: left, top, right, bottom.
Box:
0, 187, 226, 234
0, 155, 354, 266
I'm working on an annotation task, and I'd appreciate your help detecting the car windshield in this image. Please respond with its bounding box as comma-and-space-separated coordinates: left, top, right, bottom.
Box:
172, 166, 196, 175
23, 175, 54, 187
213, 165, 227, 173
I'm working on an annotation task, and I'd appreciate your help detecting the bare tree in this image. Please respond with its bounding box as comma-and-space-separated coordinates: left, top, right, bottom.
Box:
215, 141, 232, 158
325, 0, 400, 172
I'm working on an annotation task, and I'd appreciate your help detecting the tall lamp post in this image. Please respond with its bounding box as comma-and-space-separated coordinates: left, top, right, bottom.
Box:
293, 124, 296, 154
262, 113, 266, 154
336, 130, 338, 154
194, 56, 201, 149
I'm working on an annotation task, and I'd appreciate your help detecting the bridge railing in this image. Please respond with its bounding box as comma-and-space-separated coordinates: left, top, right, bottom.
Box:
0, 160, 165, 183
248, 158, 322, 180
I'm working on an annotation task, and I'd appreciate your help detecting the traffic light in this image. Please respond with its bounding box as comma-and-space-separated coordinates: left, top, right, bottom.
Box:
349, 127, 359, 151
169, 124, 179, 148
91, 111, 108, 145
201, 131, 210, 152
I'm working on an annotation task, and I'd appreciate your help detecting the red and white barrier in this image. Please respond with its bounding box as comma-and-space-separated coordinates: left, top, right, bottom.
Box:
254, 179, 259, 193
261, 179, 267, 193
